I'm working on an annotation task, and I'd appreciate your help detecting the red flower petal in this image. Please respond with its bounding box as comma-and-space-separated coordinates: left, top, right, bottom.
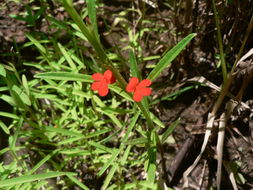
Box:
92, 73, 103, 81
91, 70, 116, 97
91, 81, 101, 91
139, 87, 152, 96
137, 79, 151, 88
98, 82, 109, 96
110, 76, 116, 84
103, 70, 115, 84
133, 90, 143, 102
104, 70, 112, 80
126, 77, 139, 92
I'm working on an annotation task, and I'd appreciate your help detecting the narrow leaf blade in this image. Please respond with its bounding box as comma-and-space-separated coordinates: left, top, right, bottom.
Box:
35, 72, 92, 83
0, 172, 75, 188
148, 33, 196, 81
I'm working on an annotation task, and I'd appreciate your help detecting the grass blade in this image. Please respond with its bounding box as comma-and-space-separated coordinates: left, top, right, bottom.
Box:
88, 141, 114, 154
109, 85, 133, 101
66, 174, 89, 190
0, 112, 19, 119
35, 72, 92, 83
129, 49, 140, 78
44, 126, 84, 137
11, 85, 31, 106
148, 33, 196, 81
0, 172, 76, 188
147, 145, 157, 182
0, 120, 10, 134
57, 43, 77, 70
122, 111, 140, 143
101, 163, 118, 190
87, 0, 98, 35
25, 33, 46, 54
98, 149, 120, 176
0, 64, 6, 77
161, 118, 180, 144
26, 150, 59, 175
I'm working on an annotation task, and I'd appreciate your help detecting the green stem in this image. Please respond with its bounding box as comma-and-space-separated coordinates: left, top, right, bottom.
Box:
136, 102, 154, 130
212, 0, 227, 83
61, 0, 127, 89
234, 12, 253, 66
61, 0, 106, 61
212, 10, 253, 115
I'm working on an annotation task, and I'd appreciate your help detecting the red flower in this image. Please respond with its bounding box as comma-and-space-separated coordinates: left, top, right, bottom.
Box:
126, 77, 152, 102
91, 70, 116, 96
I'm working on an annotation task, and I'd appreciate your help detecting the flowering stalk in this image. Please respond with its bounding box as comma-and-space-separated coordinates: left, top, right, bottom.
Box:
126, 77, 152, 102
61, 0, 155, 132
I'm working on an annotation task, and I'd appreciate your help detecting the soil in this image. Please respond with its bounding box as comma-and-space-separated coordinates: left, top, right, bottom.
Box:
1, 0, 253, 189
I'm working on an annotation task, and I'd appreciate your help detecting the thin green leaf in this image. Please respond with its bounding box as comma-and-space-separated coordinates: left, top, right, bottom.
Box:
93, 95, 123, 128
151, 85, 196, 105
46, 16, 68, 29
97, 107, 123, 128
119, 145, 131, 165
57, 43, 77, 70
58, 137, 83, 145
84, 128, 112, 139
147, 146, 157, 183
101, 164, 118, 190
35, 72, 92, 83
26, 150, 59, 175
122, 111, 140, 143
0, 94, 15, 106
0, 120, 10, 134
129, 49, 140, 78
98, 149, 120, 176
0, 112, 19, 120
161, 118, 180, 144
139, 181, 158, 189
0, 64, 6, 77
25, 33, 58, 70
109, 85, 133, 101
25, 33, 46, 54
33, 6, 46, 21
9, 14, 27, 22
11, 85, 31, 106
88, 141, 114, 154
0, 87, 9, 92
44, 126, 84, 137
10, 118, 23, 150
70, 53, 86, 68
150, 112, 165, 128
66, 174, 89, 190
22, 74, 30, 96
0, 172, 76, 188
148, 33, 196, 81
87, 0, 98, 35
23, 62, 45, 71
60, 149, 90, 155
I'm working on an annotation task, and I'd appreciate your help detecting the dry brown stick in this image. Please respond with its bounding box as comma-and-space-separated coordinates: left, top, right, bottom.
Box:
167, 135, 201, 186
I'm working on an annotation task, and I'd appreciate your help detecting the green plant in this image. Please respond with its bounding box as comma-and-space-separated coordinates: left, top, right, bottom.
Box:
0, 0, 195, 189
9, 5, 45, 27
